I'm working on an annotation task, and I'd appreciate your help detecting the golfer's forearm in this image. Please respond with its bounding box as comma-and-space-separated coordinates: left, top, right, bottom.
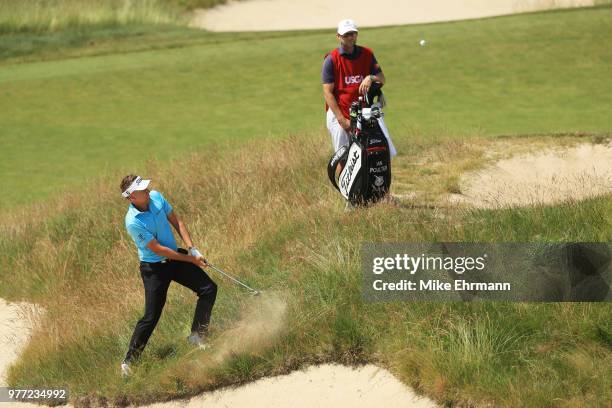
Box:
176, 220, 194, 248
152, 245, 193, 262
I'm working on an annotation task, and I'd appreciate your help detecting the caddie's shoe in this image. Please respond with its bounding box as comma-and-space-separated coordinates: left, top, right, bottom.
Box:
120, 361, 131, 378
187, 333, 208, 350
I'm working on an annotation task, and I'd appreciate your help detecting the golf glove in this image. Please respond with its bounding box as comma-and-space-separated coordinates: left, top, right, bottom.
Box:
190, 247, 203, 258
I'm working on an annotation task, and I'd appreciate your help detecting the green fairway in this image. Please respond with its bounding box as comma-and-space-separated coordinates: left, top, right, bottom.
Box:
1, 6, 611, 211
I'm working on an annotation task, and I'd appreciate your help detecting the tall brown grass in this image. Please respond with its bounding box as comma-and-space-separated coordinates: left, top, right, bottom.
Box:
1, 131, 610, 407
0, 0, 183, 34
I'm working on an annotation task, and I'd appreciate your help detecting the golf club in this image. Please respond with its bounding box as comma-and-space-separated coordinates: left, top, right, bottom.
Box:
205, 262, 261, 296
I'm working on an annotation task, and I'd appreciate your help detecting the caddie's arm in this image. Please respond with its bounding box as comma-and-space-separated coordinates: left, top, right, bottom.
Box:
372, 71, 386, 85
323, 83, 351, 130
359, 71, 386, 95
146, 239, 205, 267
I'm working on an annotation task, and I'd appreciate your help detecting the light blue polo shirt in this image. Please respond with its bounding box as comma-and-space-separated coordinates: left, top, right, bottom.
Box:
125, 190, 178, 262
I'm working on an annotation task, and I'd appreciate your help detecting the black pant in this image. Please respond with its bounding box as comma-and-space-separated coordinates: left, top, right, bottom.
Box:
124, 259, 217, 363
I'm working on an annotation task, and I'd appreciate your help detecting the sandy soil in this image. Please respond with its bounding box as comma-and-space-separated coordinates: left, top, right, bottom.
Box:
142, 364, 436, 408
0, 299, 38, 388
191, 0, 595, 32
0, 299, 41, 408
448, 143, 612, 208
0, 297, 437, 407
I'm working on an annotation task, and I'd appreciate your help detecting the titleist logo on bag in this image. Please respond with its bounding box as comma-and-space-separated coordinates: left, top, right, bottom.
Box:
339, 146, 362, 199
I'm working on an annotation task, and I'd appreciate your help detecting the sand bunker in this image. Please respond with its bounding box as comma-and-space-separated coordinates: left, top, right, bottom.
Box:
0, 299, 41, 408
142, 364, 436, 408
0, 299, 39, 388
450, 143, 612, 209
191, 0, 595, 32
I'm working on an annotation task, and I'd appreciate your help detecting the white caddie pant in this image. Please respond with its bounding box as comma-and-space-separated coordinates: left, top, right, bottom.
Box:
326, 109, 350, 152
326, 109, 398, 156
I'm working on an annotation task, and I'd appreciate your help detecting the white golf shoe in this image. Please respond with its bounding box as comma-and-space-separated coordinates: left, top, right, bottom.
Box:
120, 361, 131, 378
187, 333, 208, 350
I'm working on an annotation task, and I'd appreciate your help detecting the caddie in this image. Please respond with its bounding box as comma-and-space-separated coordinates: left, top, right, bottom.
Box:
322, 19, 386, 152
119, 175, 217, 377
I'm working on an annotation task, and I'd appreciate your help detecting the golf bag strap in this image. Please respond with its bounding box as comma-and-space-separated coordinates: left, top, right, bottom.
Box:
327, 145, 349, 192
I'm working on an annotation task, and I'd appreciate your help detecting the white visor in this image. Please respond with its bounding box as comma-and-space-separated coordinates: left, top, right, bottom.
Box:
122, 176, 151, 198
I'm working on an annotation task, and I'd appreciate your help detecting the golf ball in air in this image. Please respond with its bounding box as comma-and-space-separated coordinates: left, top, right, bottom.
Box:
419, 39, 426, 46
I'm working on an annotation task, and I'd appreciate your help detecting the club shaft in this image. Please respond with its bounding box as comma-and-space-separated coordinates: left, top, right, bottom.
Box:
206, 263, 258, 293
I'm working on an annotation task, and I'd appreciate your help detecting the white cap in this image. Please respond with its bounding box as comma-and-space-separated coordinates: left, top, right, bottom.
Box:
122, 176, 151, 198
337, 19, 358, 36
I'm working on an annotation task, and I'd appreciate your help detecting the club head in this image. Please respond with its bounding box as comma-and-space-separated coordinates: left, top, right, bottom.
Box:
251, 290, 261, 296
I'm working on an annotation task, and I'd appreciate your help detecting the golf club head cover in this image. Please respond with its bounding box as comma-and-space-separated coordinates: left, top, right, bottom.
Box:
365, 82, 384, 107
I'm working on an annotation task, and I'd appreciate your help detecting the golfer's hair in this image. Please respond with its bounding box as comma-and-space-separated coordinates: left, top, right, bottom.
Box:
120, 174, 138, 193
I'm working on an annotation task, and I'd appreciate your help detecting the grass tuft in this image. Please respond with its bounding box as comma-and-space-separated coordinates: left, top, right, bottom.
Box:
0, 0, 186, 34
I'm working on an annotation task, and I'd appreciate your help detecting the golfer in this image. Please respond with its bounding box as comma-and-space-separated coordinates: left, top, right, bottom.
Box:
322, 19, 386, 152
119, 175, 217, 377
